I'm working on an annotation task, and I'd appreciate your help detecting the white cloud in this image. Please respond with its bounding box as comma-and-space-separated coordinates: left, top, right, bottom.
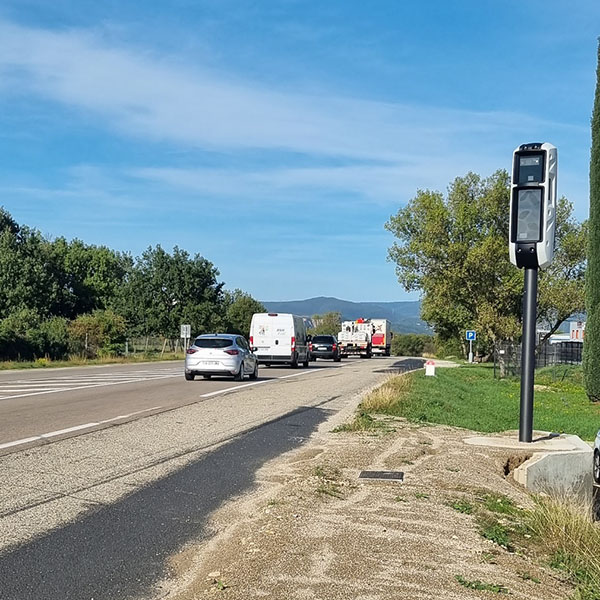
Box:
0, 20, 583, 165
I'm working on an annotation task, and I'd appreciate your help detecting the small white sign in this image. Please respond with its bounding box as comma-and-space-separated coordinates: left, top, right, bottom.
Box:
425, 360, 436, 377
180, 324, 191, 339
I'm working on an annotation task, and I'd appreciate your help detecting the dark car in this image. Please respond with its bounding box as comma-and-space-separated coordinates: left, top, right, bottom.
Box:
309, 335, 341, 362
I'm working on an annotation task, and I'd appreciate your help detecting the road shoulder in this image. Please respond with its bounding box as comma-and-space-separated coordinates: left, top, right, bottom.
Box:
163, 405, 572, 599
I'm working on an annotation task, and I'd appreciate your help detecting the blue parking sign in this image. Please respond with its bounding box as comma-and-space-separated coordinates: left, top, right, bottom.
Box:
466, 330, 476, 341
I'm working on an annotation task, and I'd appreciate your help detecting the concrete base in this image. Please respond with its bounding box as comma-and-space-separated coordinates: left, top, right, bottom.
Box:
464, 432, 593, 502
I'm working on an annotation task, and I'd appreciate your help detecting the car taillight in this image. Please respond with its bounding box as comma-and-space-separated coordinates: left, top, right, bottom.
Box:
186, 348, 197, 354
309, 343, 313, 351
291, 336, 295, 350
249, 336, 253, 345
224, 349, 239, 355
332, 343, 337, 350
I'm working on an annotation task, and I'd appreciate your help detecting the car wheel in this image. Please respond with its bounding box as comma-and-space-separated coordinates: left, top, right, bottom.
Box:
249, 362, 258, 380
185, 372, 195, 381
202, 375, 212, 380
290, 356, 298, 368
334, 355, 341, 362
235, 362, 245, 381
302, 354, 309, 368
594, 450, 600, 485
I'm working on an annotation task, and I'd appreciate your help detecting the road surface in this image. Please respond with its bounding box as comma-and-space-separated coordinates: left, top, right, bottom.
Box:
0, 356, 423, 600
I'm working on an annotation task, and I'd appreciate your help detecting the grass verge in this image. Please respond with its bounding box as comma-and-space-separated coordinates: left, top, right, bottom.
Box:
524, 497, 600, 599
343, 364, 599, 440
450, 491, 600, 598
0, 353, 183, 370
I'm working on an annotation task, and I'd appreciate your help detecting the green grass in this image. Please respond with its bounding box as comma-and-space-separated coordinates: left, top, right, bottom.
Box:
481, 492, 517, 515
0, 353, 183, 370
447, 499, 475, 514
362, 364, 599, 440
478, 517, 514, 552
455, 575, 508, 594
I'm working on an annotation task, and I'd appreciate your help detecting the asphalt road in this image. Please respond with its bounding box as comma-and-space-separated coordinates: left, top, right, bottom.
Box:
0, 356, 424, 600
0, 360, 345, 454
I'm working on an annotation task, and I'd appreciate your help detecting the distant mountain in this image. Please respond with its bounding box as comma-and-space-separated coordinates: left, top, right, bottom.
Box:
262, 296, 430, 334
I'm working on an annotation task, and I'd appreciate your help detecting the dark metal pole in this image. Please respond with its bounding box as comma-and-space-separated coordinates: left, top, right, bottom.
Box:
519, 267, 538, 442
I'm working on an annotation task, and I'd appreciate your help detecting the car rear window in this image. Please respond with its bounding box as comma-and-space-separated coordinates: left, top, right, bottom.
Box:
194, 338, 233, 348
313, 336, 334, 343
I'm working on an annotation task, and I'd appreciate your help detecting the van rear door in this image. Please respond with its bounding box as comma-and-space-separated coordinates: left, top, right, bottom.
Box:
252, 314, 293, 355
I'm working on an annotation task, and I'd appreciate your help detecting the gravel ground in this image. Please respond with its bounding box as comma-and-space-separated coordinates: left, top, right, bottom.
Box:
161, 390, 574, 599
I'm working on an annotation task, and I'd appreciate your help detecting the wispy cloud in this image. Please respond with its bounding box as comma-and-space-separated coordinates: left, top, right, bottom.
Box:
0, 19, 582, 166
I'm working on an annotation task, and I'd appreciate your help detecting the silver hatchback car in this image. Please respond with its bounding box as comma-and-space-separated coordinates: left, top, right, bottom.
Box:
185, 334, 258, 381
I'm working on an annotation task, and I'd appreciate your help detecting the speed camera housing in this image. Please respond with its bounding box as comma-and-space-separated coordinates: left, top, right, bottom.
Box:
509, 142, 557, 269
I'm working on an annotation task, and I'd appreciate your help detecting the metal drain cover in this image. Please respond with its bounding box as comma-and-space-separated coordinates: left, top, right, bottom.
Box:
358, 470, 404, 481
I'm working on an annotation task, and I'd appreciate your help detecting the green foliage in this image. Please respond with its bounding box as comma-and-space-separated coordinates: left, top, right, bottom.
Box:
478, 516, 514, 551
386, 171, 521, 351
31, 317, 70, 360
538, 199, 587, 344
391, 333, 433, 356
447, 499, 474, 514
585, 41, 600, 401
69, 310, 127, 357
0, 308, 42, 359
224, 289, 265, 336
0, 208, 255, 362
386, 172, 587, 355
118, 245, 225, 339
482, 492, 517, 515
309, 311, 342, 336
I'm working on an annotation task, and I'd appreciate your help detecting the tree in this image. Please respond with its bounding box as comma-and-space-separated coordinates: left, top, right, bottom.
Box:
538, 200, 587, 344
118, 245, 226, 340
584, 41, 600, 401
225, 290, 265, 336
386, 171, 587, 355
386, 171, 521, 353
310, 312, 342, 336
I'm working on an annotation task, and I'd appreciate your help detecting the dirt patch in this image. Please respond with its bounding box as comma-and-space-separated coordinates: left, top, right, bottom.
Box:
162, 419, 572, 600
503, 453, 533, 477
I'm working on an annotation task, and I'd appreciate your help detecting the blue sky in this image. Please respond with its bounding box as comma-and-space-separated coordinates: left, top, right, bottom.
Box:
0, 1, 597, 302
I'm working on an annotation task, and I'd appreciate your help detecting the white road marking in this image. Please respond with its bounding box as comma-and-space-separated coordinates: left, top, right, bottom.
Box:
278, 370, 320, 379
199, 379, 270, 398
0, 406, 163, 451
0, 370, 181, 400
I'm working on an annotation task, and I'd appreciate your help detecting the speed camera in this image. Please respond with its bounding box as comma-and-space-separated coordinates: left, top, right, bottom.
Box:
509, 142, 557, 269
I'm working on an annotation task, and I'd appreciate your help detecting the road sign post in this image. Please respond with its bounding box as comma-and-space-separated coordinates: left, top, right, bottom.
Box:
509, 143, 557, 443
465, 330, 476, 363
180, 324, 191, 350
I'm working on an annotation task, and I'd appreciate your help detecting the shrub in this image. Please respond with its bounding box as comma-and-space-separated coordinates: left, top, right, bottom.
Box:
69, 309, 127, 358
391, 334, 433, 357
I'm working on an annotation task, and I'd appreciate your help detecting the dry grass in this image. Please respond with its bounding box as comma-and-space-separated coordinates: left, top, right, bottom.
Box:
360, 375, 412, 413
524, 496, 600, 599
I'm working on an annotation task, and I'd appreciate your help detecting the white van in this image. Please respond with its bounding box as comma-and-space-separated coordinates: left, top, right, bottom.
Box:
249, 313, 310, 368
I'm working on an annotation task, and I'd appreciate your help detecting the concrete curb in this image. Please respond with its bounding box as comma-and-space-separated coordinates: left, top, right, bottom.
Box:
464, 432, 593, 502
